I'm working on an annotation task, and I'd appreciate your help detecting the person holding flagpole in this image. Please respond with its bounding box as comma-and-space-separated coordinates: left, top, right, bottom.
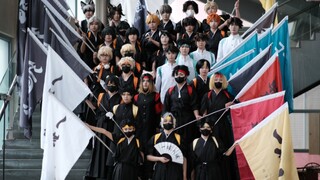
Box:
190, 119, 225, 180
87, 119, 144, 180
200, 72, 238, 180
216, 17, 243, 63
84, 75, 122, 180
80, 16, 104, 69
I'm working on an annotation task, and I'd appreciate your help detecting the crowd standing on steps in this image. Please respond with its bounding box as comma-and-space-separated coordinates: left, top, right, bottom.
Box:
75, 0, 242, 179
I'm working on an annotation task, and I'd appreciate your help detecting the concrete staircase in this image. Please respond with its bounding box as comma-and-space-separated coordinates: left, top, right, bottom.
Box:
0, 106, 91, 180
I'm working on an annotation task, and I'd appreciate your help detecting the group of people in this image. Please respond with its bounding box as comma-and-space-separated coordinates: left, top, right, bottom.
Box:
75, 0, 244, 180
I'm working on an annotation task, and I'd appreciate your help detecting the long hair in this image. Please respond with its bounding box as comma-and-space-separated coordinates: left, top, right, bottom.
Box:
138, 73, 156, 94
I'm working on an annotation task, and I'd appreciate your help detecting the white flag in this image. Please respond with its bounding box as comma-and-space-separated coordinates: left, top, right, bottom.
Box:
41, 46, 91, 149
41, 93, 94, 180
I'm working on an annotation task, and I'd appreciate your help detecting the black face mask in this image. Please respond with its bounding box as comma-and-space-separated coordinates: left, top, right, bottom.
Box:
163, 123, 174, 130
175, 77, 185, 84
200, 129, 211, 136
107, 85, 117, 93
124, 131, 134, 137
122, 66, 131, 73
214, 82, 222, 89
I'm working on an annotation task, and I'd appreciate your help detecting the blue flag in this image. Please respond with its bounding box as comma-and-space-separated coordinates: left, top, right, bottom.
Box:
272, 16, 294, 112
212, 32, 259, 71
210, 32, 259, 79
133, 0, 148, 38
19, 29, 47, 139
258, 28, 272, 52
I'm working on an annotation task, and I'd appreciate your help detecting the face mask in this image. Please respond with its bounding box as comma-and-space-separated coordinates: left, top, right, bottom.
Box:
122, 66, 131, 73
186, 9, 195, 17
175, 77, 185, 84
200, 129, 211, 136
107, 85, 117, 93
163, 123, 174, 130
124, 131, 134, 137
214, 82, 222, 89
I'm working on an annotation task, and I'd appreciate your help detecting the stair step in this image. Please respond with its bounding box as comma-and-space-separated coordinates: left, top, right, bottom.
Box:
0, 159, 90, 169
0, 169, 87, 180
11, 129, 41, 139
4, 139, 40, 149
0, 149, 91, 159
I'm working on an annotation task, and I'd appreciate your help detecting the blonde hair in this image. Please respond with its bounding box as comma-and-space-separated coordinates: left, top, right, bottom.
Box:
120, 44, 136, 57
209, 72, 228, 90
146, 13, 160, 26
204, 1, 218, 13
118, 56, 135, 69
97, 46, 113, 59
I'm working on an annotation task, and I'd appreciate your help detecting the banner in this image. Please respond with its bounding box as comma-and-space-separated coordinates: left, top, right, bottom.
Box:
40, 93, 94, 180
50, 29, 93, 80
230, 91, 285, 180
235, 53, 282, 102
241, 2, 277, 39
42, 0, 81, 46
19, 29, 47, 139
228, 45, 272, 95
272, 16, 294, 112
236, 103, 299, 179
212, 32, 258, 70
133, 0, 149, 37
40, 46, 91, 148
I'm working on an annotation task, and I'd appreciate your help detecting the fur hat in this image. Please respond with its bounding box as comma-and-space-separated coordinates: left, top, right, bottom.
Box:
81, 0, 95, 14
107, 3, 125, 19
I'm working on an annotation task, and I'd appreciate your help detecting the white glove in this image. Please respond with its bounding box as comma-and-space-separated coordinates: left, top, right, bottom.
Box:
106, 112, 114, 119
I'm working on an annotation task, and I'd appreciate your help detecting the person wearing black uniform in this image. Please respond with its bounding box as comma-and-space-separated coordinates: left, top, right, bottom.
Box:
87, 119, 143, 180
134, 73, 162, 179
189, 59, 211, 112
147, 113, 187, 180
200, 72, 238, 180
141, 13, 161, 71
85, 75, 121, 180
117, 56, 140, 94
163, 65, 201, 145
190, 119, 225, 180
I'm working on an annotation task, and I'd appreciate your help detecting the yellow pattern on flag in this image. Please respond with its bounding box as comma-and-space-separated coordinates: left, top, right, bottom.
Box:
237, 103, 299, 180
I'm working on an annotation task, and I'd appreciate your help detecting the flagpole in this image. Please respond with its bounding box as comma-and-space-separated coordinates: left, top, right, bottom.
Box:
91, 94, 129, 139
173, 107, 228, 132
213, 98, 237, 126
93, 134, 114, 155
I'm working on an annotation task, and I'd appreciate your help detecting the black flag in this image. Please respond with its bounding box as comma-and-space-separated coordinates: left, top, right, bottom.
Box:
133, 0, 148, 37
19, 29, 47, 139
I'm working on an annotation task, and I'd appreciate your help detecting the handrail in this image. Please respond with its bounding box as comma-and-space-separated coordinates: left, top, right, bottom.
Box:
0, 75, 17, 121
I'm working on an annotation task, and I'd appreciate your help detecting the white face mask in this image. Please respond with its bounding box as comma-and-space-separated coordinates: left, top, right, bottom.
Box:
186, 9, 195, 17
